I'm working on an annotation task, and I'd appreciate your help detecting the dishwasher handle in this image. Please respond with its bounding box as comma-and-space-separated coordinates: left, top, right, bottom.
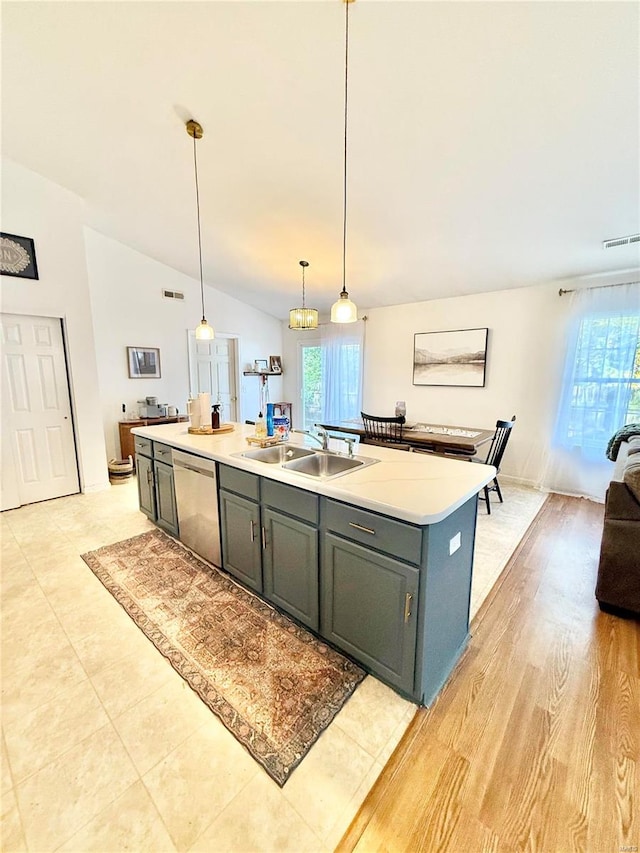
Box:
174, 460, 215, 478
173, 451, 216, 479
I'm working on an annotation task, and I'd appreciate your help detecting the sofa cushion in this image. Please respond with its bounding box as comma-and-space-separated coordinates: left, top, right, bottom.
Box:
605, 480, 640, 521
627, 436, 640, 456
624, 454, 640, 503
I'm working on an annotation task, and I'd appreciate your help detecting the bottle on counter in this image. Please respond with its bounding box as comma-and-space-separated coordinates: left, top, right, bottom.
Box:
211, 404, 221, 430
255, 411, 267, 438
266, 403, 275, 437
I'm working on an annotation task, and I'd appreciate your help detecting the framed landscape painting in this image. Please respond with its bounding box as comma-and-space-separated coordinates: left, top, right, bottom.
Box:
413, 328, 488, 387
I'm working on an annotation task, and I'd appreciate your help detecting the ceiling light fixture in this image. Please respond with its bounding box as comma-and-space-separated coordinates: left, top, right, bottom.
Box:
186, 119, 215, 341
331, 0, 358, 325
289, 260, 319, 330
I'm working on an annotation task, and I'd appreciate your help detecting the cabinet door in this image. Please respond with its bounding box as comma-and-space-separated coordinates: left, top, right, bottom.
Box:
262, 507, 319, 631
219, 489, 262, 593
154, 460, 179, 537
321, 533, 419, 695
135, 453, 156, 520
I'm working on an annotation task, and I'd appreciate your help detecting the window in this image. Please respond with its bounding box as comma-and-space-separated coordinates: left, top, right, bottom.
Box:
298, 322, 364, 430
557, 311, 640, 458
300, 342, 322, 431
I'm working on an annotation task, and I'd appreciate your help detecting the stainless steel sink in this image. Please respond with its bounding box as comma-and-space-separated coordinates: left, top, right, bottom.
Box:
282, 452, 378, 479
234, 444, 316, 464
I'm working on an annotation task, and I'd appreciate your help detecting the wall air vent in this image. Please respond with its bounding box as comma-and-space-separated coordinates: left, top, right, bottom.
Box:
602, 234, 640, 249
162, 289, 185, 300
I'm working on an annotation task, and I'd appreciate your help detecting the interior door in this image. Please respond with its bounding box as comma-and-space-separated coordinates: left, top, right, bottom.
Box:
1, 314, 79, 509
188, 332, 239, 422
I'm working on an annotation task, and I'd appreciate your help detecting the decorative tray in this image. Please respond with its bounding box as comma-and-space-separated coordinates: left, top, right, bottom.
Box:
245, 435, 280, 448
188, 423, 234, 435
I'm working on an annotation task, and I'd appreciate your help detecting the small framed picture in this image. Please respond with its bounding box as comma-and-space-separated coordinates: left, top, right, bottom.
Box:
0, 232, 39, 280
127, 346, 161, 379
254, 359, 268, 373
269, 355, 282, 373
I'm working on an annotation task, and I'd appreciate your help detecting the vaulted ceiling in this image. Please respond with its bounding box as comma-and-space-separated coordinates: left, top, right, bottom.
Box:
2, 1, 639, 319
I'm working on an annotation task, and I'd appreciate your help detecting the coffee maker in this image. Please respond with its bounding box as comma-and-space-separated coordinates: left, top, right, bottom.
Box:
137, 396, 168, 418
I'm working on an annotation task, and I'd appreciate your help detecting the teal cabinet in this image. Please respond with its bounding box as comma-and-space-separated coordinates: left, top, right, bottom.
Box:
154, 459, 179, 537
219, 489, 262, 593
136, 453, 155, 520
321, 495, 477, 705
262, 507, 319, 630
135, 440, 178, 537
218, 466, 319, 628
321, 533, 419, 694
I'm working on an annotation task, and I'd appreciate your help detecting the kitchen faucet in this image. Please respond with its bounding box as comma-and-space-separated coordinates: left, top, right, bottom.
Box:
292, 426, 329, 451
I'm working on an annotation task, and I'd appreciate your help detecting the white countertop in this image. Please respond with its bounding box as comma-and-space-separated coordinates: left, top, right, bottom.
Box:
132, 422, 497, 526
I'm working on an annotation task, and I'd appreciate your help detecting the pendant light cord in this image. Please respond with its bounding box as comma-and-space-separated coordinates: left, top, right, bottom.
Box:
302, 263, 306, 308
192, 134, 205, 319
341, 0, 350, 296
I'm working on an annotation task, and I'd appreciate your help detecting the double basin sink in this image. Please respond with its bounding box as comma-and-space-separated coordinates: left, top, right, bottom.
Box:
232, 443, 379, 480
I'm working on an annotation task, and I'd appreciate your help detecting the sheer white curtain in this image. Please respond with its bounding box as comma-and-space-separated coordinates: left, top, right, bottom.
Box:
542, 281, 640, 500
320, 320, 365, 424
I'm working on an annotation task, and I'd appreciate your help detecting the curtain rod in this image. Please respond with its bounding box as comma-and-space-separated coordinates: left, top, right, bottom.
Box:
316, 315, 368, 325
558, 280, 639, 296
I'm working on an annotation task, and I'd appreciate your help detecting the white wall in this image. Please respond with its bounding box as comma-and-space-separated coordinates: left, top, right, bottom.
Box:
360, 285, 568, 486
84, 230, 284, 460
1, 158, 109, 492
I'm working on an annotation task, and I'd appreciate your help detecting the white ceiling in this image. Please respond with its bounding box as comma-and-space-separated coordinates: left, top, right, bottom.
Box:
2, 1, 639, 320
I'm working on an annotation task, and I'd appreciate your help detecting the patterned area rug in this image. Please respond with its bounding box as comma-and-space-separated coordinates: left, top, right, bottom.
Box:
81, 529, 365, 786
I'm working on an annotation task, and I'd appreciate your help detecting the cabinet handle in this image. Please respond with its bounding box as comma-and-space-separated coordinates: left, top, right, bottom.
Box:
250, 520, 256, 542
404, 593, 413, 623
261, 526, 267, 549
348, 521, 376, 535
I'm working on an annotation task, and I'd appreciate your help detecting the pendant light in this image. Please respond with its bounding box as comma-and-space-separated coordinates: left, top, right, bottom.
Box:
289, 260, 319, 330
331, 0, 358, 324
186, 119, 215, 341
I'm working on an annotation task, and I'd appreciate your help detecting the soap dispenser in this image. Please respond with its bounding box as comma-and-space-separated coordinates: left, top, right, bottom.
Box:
211, 404, 221, 430
255, 411, 267, 438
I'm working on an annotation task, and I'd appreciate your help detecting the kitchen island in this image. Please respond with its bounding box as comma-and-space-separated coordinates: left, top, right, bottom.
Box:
131, 421, 496, 705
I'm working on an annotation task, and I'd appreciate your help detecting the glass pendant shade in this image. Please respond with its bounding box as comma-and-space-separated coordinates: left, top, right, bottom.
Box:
330, 290, 358, 323
195, 317, 215, 340
289, 307, 319, 330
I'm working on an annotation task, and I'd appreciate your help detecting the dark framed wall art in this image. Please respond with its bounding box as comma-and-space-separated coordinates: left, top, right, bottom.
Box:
0, 233, 39, 280
413, 328, 488, 387
127, 347, 161, 379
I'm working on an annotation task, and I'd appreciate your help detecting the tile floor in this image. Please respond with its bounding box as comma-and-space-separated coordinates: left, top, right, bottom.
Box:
1, 478, 545, 852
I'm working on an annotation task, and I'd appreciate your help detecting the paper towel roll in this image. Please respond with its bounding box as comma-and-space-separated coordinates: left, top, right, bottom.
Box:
188, 397, 201, 429
198, 392, 211, 426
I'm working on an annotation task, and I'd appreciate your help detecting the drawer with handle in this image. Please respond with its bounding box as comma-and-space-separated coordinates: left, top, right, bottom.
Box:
153, 442, 173, 464
323, 498, 423, 565
133, 436, 152, 457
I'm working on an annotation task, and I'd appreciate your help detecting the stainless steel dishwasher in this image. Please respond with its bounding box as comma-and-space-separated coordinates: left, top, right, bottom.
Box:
172, 450, 220, 567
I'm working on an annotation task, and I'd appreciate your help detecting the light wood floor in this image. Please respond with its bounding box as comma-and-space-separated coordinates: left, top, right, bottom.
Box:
337, 493, 639, 853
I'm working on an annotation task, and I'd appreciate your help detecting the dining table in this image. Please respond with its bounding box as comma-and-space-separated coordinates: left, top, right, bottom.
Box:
319, 419, 495, 457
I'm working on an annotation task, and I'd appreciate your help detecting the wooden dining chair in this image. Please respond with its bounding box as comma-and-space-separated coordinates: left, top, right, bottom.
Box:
361, 411, 406, 445
473, 415, 516, 513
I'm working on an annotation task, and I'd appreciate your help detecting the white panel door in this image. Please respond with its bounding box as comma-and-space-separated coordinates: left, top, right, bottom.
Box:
188, 333, 238, 422
1, 314, 79, 508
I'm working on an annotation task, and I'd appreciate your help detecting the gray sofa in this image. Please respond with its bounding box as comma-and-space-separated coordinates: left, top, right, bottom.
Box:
596, 437, 640, 618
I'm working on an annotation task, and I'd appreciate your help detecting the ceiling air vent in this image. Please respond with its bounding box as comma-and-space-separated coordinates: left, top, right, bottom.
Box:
602, 234, 640, 249
162, 289, 185, 300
